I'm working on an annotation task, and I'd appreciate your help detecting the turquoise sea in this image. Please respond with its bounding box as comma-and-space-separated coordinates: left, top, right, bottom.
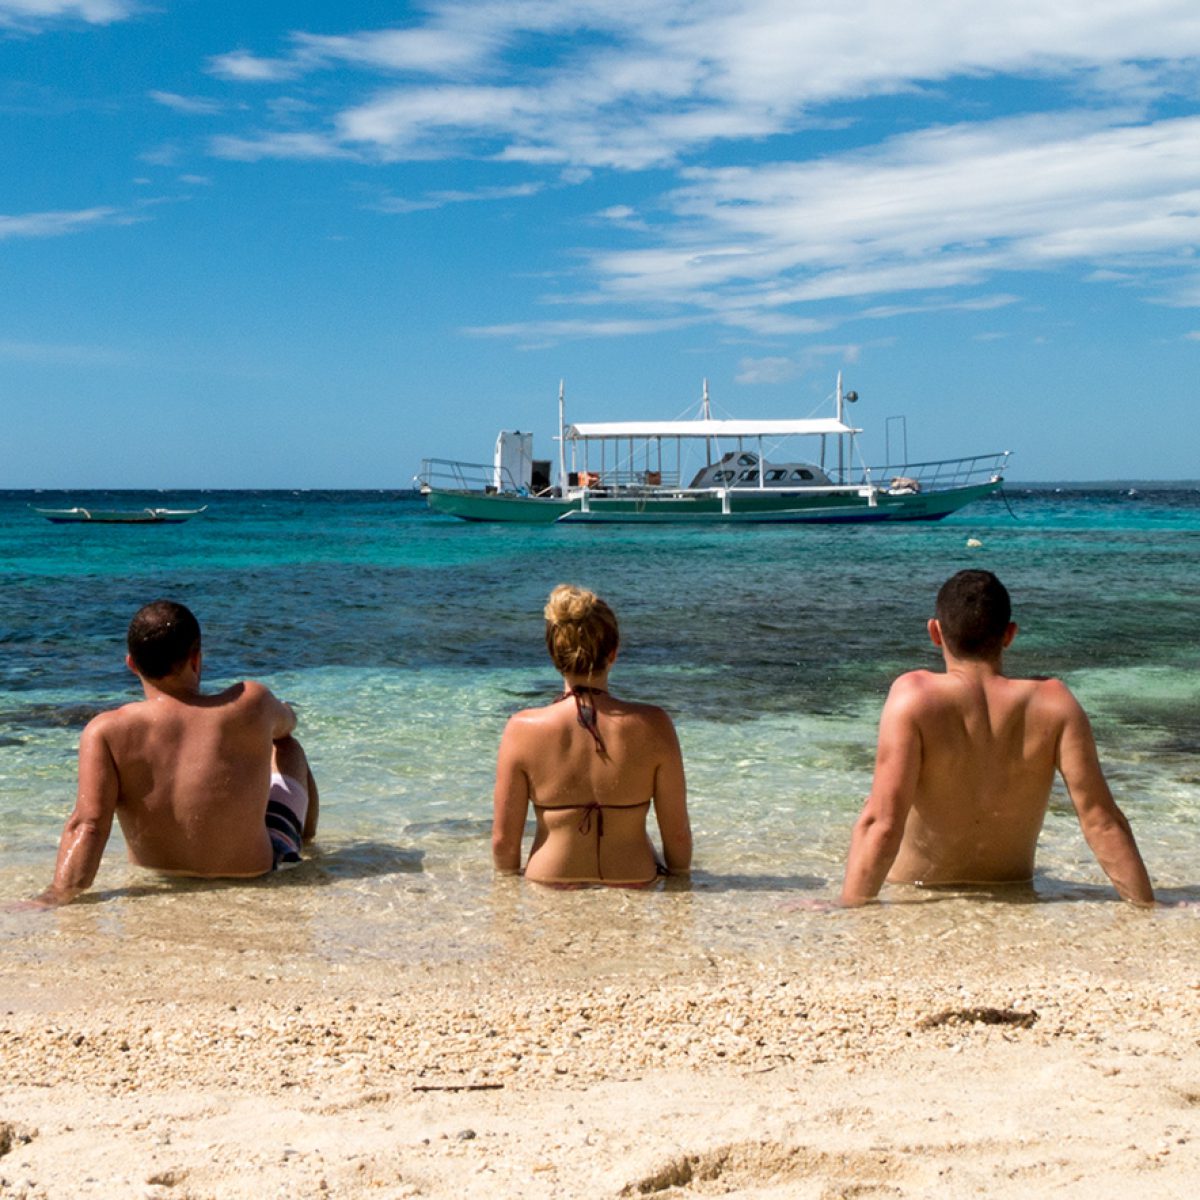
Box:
1, 487, 1198, 969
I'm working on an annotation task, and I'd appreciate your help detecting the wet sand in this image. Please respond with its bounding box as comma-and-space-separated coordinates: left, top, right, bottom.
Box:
2, 878, 1199, 1199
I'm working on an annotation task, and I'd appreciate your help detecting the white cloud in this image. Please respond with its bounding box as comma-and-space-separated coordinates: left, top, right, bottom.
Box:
371, 182, 543, 214
209, 132, 358, 162
139, 142, 180, 166
207, 49, 300, 84
465, 315, 701, 344
0, 0, 135, 28
205, 3, 1200, 168
0, 206, 121, 239
735, 356, 800, 384
0, 337, 126, 365
291, 26, 500, 75
196, 3, 1200, 333
149, 91, 223, 116
578, 113, 1200, 329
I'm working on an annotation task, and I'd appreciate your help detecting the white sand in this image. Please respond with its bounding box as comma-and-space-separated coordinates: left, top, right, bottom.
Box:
2, 890, 1198, 1199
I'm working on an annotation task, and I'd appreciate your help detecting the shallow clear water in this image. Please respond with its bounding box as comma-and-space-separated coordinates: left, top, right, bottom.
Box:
2, 485, 1198, 964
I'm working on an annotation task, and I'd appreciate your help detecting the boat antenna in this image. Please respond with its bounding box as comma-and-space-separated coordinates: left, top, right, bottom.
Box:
834, 371, 859, 483
702, 378, 713, 467
557, 379, 567, 496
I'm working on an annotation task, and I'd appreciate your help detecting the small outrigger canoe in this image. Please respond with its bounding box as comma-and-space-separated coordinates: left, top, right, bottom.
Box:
33, 505, 208, 525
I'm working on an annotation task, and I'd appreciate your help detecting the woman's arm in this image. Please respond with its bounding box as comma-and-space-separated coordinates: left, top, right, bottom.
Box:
492, 718, 531, 874
651, 713, 691, 875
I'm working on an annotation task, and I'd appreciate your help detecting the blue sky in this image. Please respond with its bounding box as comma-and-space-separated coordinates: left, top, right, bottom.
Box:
3, 0, 1200, 487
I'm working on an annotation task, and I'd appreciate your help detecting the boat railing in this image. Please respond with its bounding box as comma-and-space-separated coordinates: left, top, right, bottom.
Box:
862, 450, 1011, 492
572, 482, 890, 500
568, 468, 681, 491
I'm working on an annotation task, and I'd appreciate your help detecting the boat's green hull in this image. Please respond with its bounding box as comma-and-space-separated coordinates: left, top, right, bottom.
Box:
424, 480, 1002, 525
423, 489, 578, 523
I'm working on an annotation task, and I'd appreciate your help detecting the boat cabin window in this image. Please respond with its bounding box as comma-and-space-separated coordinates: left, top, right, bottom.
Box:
791, 468, 815, 481
738, 469, 761, 482
714, 470, 735, 482
765, 469, 788, 482
737, 454, 757, 467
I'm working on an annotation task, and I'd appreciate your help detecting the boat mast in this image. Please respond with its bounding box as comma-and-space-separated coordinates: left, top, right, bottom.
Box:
702, 378, 712, 467
557, 380, 566, 495
836, 371, 844, 483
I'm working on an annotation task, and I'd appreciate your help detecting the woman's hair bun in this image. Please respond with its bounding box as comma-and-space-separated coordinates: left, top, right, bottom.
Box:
544, 584, 598, 625
543, 584, 619, 676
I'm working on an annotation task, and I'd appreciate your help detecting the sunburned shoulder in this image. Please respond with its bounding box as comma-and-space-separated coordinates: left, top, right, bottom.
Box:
1022, 674, 1083, 715
886, 669, 945, 703
83, 703, 140, 738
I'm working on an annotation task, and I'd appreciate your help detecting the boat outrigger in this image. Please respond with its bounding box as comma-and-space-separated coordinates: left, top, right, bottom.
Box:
34, 505, 208, 525
417, 377, 1009, 525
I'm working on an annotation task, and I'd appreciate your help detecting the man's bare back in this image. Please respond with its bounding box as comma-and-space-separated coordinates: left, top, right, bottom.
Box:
87, 681, 298, 877
840, 571, 1153, 906
33, 601, 318, 907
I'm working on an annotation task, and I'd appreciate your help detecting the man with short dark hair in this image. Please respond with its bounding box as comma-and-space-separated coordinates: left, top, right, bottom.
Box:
32, 600, 318, 907
840, 570, 1153, 906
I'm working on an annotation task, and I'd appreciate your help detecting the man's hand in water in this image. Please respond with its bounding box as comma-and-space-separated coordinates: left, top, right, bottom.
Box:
8, 886, 79, 911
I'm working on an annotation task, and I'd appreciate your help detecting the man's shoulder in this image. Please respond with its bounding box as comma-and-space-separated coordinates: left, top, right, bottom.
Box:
1019, 674, 1084, 715
216, 679, 279, 708
886, 669, 944, 701
84, 700, 147, 734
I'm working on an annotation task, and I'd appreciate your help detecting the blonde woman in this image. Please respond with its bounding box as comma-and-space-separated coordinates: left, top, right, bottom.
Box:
492, 585, 692, 886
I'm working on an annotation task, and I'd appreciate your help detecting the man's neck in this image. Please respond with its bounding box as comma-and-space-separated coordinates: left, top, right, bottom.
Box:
942, 650, 1005, 679
140, 671, 202, 702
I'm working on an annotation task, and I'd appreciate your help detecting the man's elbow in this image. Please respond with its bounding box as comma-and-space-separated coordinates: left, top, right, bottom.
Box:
854, 808, 906, 857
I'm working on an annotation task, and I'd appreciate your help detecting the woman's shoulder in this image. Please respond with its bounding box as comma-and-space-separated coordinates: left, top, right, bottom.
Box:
609, 696, 678, 735
503, 699, 572, 731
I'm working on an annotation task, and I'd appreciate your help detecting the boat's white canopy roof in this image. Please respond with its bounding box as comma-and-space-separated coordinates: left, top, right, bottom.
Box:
564, 417, 858, 440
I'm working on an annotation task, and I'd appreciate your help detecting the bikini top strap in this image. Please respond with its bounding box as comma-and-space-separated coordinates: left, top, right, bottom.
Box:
554, 685, 609, 756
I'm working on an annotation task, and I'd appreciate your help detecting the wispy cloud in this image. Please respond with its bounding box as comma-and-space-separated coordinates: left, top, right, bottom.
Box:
0, 338, 127, 365
465, 315, 702, 347
148, 90, 223, 116
580, 113, 1200, 330
195, 3, 1200, 337
370, 182, 543, 214
206, 49, 300, 84
209, 132, 358, 162
735, 356, 801, 385
204, 3, 1200, 167
0, 1, 136, 29
0, 206, 123, 239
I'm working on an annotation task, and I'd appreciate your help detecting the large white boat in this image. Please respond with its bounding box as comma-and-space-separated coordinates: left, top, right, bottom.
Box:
417, 377, 1009, 525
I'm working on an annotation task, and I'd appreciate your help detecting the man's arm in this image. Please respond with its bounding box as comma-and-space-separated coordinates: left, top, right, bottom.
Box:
33, 720, 120, 908
491, 719, 530, 874
254, 682, 297, 743
1055, 684, 1154, 906
840, 678, 923, 906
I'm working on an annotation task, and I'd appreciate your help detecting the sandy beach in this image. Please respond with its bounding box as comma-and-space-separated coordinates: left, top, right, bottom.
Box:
3, 884, 1198, 1200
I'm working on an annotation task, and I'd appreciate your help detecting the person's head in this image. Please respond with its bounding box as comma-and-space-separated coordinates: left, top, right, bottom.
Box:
932, 570, 1014, 659
126, 600, 201, 680
543, 584, 619, 678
